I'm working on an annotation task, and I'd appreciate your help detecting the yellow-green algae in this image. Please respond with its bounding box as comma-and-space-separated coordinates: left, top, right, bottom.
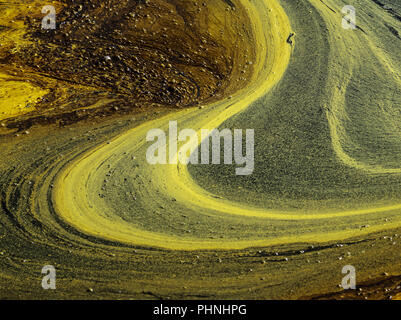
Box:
0, 0, 401, 300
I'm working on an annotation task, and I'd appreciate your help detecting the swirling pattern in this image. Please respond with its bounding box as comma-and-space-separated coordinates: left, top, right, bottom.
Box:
1, 0, 401, 299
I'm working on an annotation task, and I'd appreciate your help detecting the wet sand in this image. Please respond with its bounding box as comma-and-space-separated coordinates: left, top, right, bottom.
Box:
0, 0, 401, 299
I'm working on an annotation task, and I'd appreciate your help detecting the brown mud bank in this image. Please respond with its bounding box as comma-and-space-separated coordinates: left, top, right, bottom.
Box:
0, 0, 256, 132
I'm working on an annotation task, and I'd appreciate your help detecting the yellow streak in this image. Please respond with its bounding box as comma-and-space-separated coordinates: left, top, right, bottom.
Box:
53, 0, 401, 250
0, 75, 48, 120
310, 0, 401, 174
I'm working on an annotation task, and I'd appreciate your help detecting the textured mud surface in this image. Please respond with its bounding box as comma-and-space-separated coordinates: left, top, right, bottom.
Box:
0, 0, 401, 300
